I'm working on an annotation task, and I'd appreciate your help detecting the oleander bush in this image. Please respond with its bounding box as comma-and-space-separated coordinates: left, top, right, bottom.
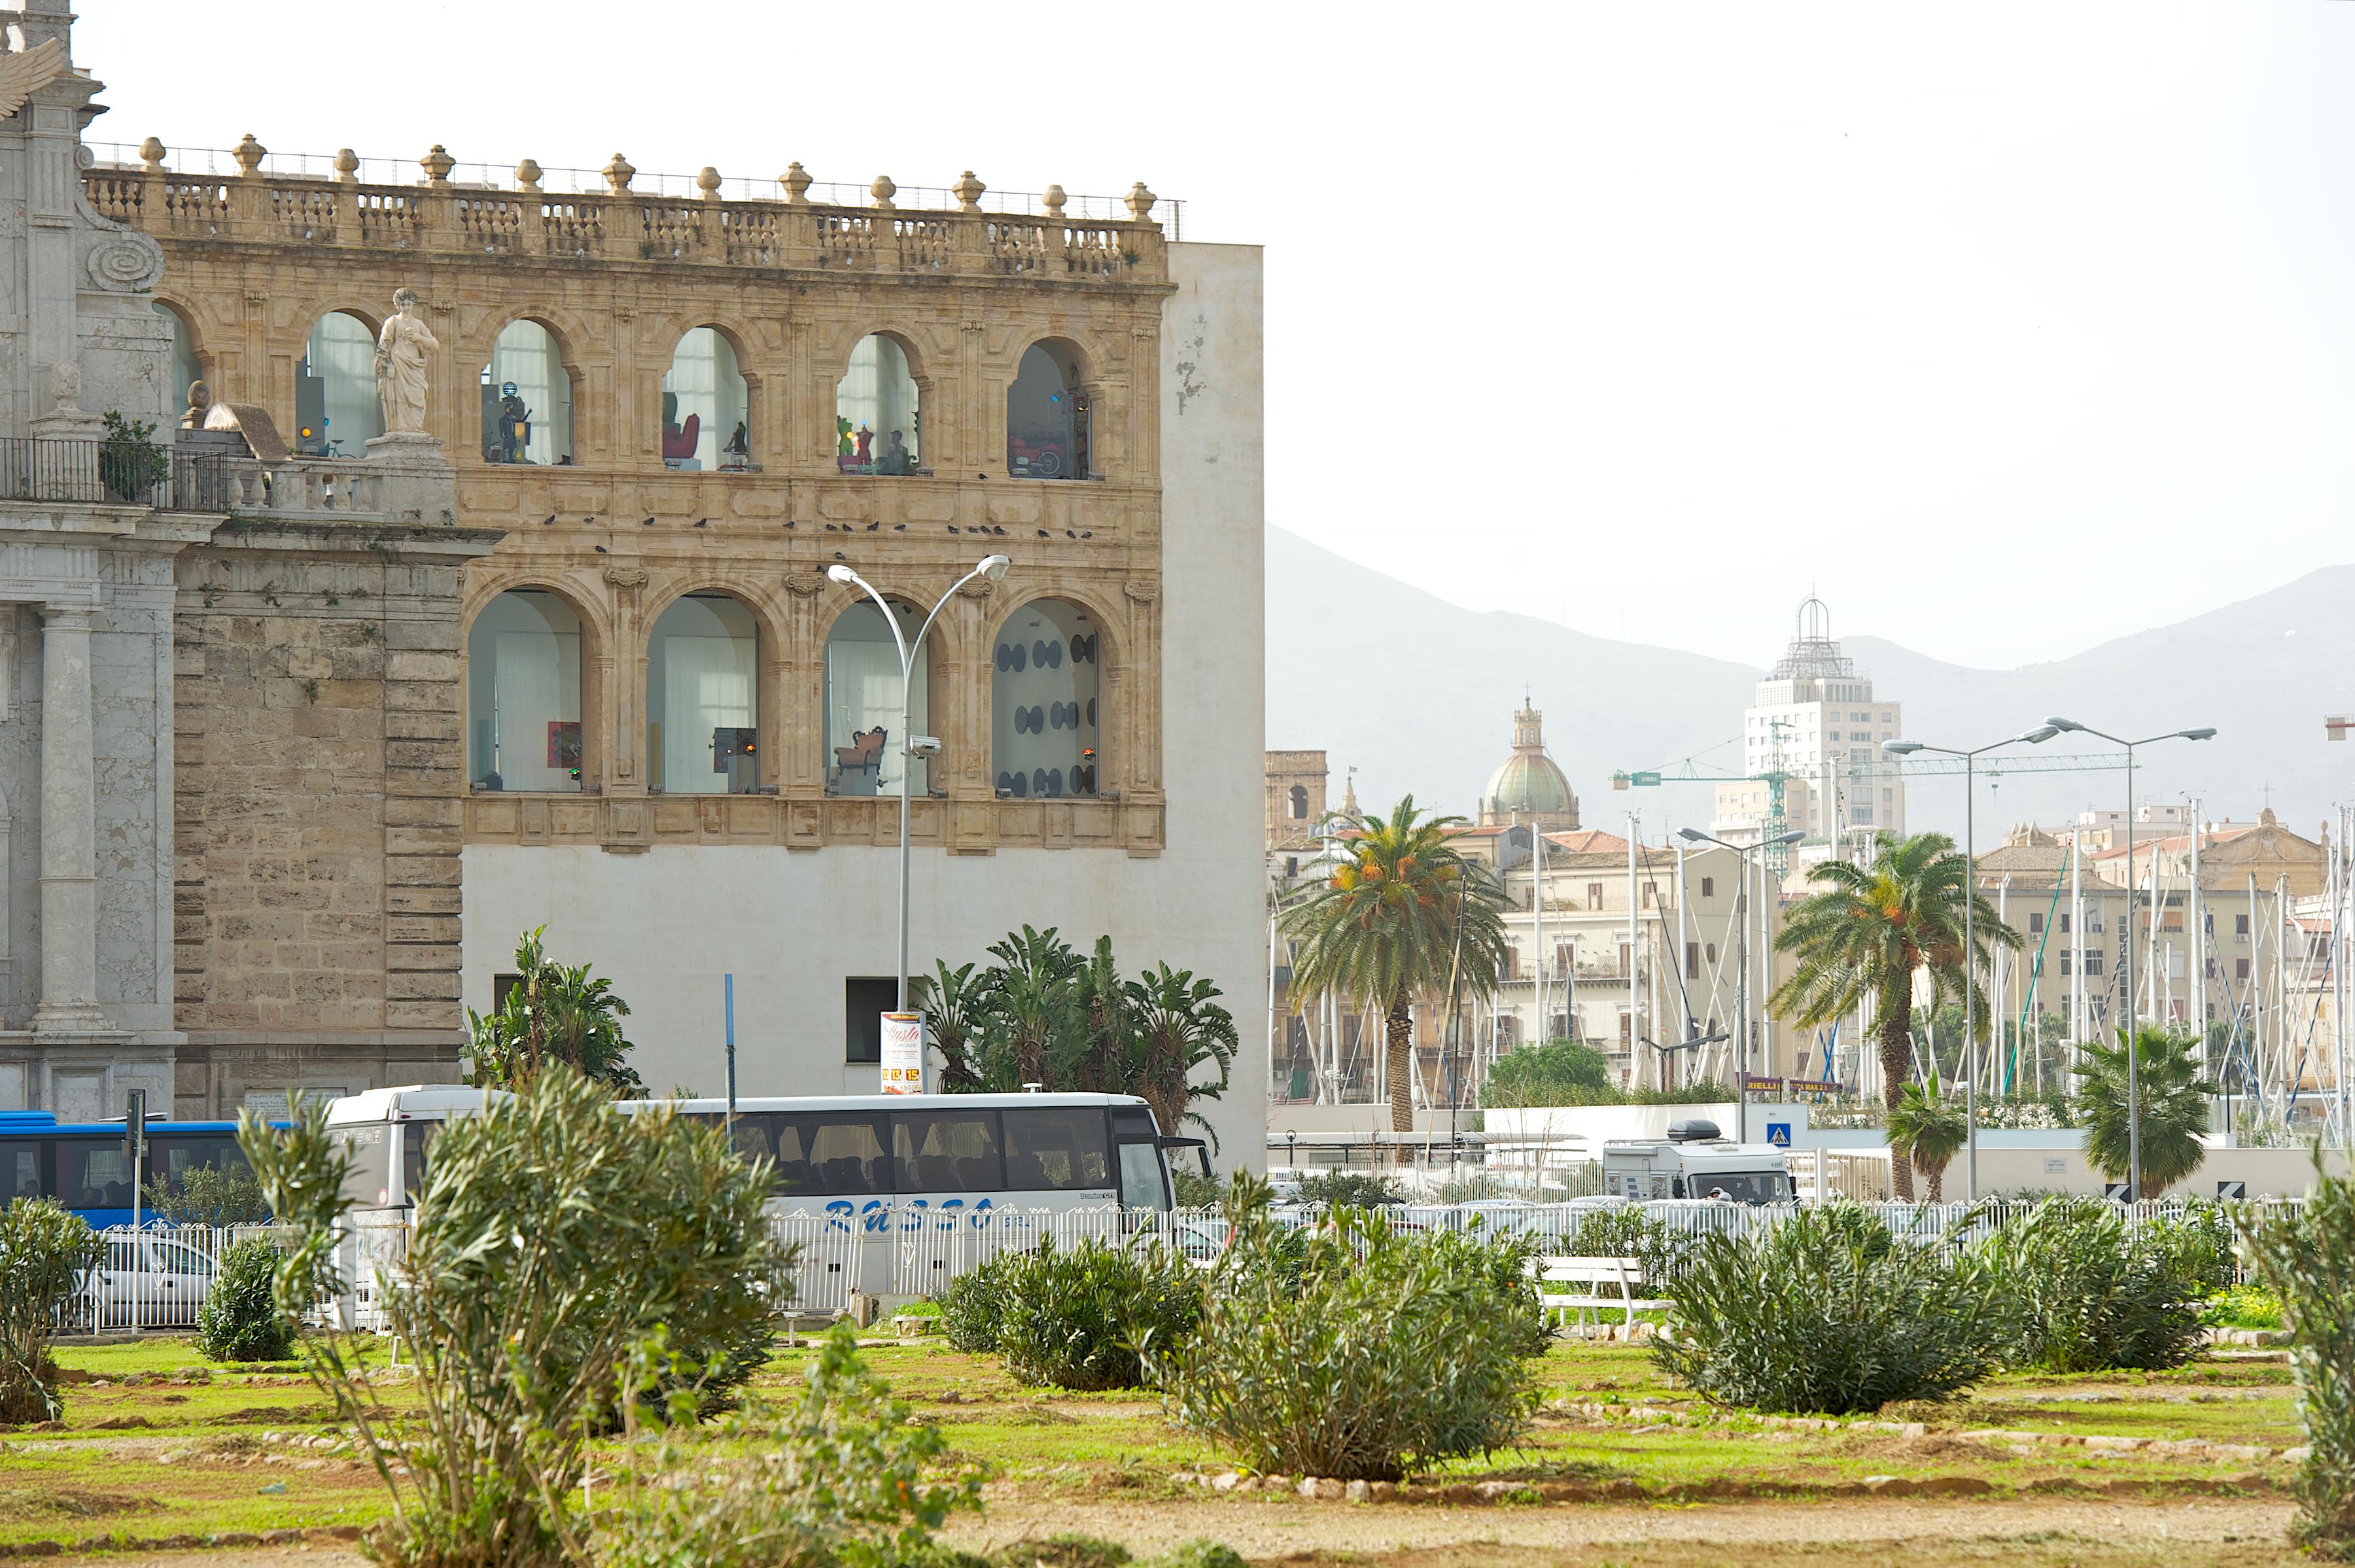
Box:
939, 1253, 1015, 1355
994, 1236, 1204, 1391
1976, 1198, 2209, 1373
1650, 1202, 2004, 1414
194, 1236, 294, 1363
241, 1071, 790, 1568
0, 1198, 101, 1423
2240, 1159, 2355, 1559
1558, 1204, 1688, 1291
1149, 1176, 1542, 1480
597, 1322, 981, 1568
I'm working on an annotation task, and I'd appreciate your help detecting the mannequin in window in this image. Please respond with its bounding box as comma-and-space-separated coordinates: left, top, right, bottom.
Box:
837, 414, 855, 457
496, 382, 531, 464
724, 421, 750, 466
878, 428, 910, 476
853, 425, 874, 469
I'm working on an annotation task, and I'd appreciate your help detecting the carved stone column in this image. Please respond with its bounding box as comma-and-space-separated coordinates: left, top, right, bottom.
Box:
603, 566, 649, 786
34, 604, 107, 1032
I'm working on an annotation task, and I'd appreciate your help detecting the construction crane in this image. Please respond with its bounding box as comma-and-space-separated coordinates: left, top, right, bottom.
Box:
1611, 744, 2133, 865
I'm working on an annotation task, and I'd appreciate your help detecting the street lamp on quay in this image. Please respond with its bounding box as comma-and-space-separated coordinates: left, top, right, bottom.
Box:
1676, 826, 1805, 1146
827, 555, 1012, 1022
2039, 717, 2217, 1200
1880, 726, 2061, 1202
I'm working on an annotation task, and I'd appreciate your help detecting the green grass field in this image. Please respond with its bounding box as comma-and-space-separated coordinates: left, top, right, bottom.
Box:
0, 1333, 2304, 1558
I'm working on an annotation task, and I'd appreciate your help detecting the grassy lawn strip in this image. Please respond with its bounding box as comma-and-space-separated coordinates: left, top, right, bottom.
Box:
0, 1335, 2301, 1553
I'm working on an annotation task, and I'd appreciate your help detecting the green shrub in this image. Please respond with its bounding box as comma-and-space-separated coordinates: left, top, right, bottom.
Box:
1976, 1198, 2207, 1373
1559, 1205, 1687, 1290
1293, 1171, 1406, 1208
0, 1198, 101, 1423
939, 1255, 1015, 1355
2240, 1160, 2355, 1559
992, 1236, 1202, 1391
597, 1322, 981, 1568
1170, 1166, 1227, 1209
241, 1072, 790, 1567
1139, 1545, 1247, 1568
1651, 1202, 2004, 1414
1149, 1177, 1541, 1480
988, 1534, 1130, 1568
1425, 1226, 1548, 1357
2203, 1285, 2284, 1331
194, 1237, 294, 1363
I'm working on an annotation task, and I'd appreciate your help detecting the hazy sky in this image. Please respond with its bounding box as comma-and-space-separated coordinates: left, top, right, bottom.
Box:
78, 3, 2355, 671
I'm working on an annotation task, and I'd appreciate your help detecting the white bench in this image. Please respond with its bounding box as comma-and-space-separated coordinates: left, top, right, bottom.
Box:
1526, 1254, 1671, 1338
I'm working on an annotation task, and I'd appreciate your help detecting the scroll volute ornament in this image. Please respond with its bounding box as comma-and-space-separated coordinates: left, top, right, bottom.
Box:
783, 571, 825, 597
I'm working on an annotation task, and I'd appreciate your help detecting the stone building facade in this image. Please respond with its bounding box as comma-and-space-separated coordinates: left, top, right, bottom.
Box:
92, 118, 1267, 1153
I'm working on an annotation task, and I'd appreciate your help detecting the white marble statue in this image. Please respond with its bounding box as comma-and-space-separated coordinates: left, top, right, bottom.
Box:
374, 288, 439, 435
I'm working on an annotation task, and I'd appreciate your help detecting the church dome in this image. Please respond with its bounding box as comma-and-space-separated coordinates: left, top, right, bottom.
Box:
1478, 702, 1580, 830
1483, 751, 1575, 818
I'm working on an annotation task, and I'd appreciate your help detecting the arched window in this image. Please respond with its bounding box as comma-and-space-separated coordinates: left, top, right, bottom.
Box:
466, 590, 583, 793
1006, 340, 1092, 480
480, 321, 572, 466
1289, 784, 1308, 820
824, 599, 929, 797
154, 303, 201, 421
991, 599, 1100, 800
648, 593, 758, 795
296, 311, 381, 457
835, 334, 920, 476
662, 327, 748, 471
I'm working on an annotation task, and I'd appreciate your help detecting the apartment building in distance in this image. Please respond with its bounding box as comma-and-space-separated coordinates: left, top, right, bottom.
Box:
1714, 596, 1906, 854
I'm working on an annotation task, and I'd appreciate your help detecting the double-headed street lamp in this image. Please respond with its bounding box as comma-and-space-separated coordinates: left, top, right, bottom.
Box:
1881, 727, 2059, 1201
2038, 717, 2216, 1199
827, 555, 1011, 1019
1677, 826, 1804, 1145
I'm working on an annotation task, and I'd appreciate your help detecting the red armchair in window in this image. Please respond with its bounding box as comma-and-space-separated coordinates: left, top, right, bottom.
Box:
661, 413, 701, 462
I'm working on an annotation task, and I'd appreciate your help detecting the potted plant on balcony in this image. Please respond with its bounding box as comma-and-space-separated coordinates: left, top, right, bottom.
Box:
98, 411, 171, 504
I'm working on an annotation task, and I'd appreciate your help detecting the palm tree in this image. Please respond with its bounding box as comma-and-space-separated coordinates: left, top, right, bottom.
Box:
2076, 1026, 2216, 1198
466, 927, 642, 1094
1888, 1080, 1968, 1203
912, 959, 989, 1092
1126, 962, 1240, 1145
1280, 796, 1509, 1137
1770, 831, 2018, 1200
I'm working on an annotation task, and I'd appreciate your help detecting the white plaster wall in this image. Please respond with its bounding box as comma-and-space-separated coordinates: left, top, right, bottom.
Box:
463, 239, 1269, 1169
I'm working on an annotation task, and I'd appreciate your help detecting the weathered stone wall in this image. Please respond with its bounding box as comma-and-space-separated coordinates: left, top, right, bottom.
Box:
171, 518, 498, 1115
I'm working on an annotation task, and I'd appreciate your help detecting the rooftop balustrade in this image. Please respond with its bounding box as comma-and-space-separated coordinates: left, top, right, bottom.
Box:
0, 437, 407, 521
82, 139, 1175, 283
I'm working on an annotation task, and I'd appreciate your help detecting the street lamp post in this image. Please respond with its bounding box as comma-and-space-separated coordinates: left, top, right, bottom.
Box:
1678, 826, 1804, 1145
828, 555, 1011, 1017
1881, 727, 2059, 1202
2038, 718, 2216, 1199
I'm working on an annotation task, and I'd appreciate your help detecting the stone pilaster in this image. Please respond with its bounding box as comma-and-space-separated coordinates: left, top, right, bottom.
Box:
33, 602, 107, 1032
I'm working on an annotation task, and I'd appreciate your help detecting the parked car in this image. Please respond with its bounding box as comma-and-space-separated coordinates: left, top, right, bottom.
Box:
82, 1231, 217, 1329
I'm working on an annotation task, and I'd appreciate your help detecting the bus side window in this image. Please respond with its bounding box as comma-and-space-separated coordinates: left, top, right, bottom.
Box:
401, 1124, 444, 1207
792, 1113, 890, 1194
892, 1110, 1004, 1194
4, 1144, 41, 1204
1002, 1107, 1111, 1191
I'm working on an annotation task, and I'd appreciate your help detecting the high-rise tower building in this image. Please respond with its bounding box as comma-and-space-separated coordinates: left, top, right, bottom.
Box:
1712, 597, 1905, 852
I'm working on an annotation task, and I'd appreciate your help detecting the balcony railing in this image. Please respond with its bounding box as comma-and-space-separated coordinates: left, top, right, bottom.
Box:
0, 438, 387, 519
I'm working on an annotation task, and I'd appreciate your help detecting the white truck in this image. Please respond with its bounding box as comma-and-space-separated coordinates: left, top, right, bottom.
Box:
1601, 1119, 1795, 1205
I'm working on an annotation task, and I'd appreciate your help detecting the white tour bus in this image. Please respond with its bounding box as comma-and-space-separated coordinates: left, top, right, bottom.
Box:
324, 1085, 1201, 1221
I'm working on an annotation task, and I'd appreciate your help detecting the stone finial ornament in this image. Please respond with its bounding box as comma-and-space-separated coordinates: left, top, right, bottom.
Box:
952, 170, 985, 213
696, 166, 723, 202
515, 159, 544, 194
231, 133, 266, 177
870, 175, 896, 211
421, 145, 455, 186
1126, 182, 1156, 220
602, 153, 636, 195
1042, 184, 1067, 219
137, 136, 167, 173
780, 162, 812, 204
332, 148, 360, 184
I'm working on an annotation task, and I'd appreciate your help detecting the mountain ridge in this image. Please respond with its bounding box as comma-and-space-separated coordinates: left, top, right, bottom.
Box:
1266, 527, 2355, 839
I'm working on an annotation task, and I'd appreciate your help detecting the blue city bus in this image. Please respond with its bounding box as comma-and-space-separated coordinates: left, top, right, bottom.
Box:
0, 1111, 261, 1228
